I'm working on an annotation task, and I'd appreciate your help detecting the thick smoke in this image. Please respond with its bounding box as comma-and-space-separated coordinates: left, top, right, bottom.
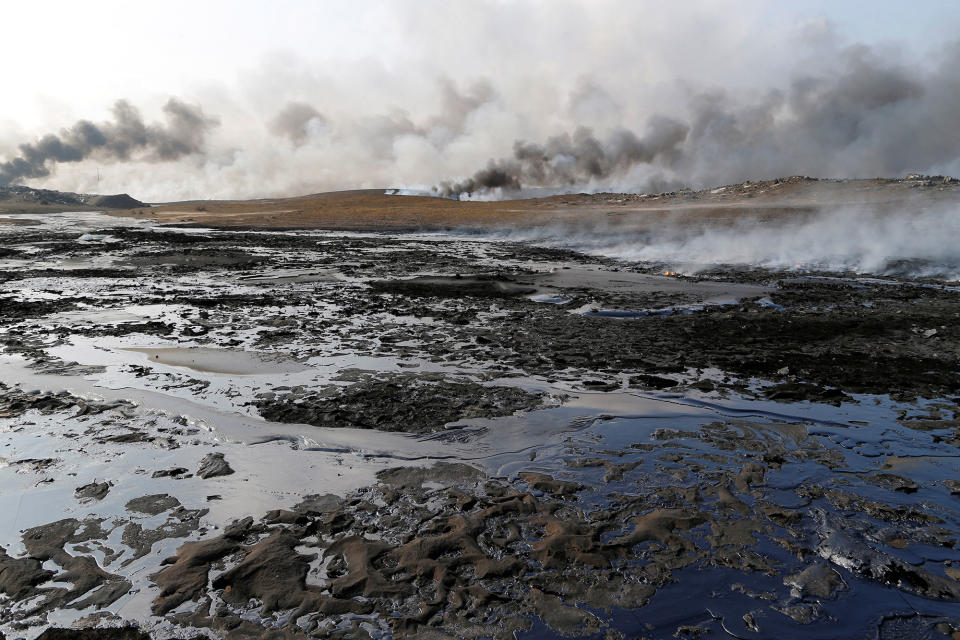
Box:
5, 7, 960, 201
0, 98, 218, 186
438, 118, 688, 195
440, 44, 960, 198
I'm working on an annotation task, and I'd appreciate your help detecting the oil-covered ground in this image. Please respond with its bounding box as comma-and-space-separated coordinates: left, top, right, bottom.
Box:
1, 211, 959, 640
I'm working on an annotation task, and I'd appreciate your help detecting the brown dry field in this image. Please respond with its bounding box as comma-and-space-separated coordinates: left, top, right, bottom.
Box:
103, 176, 960, 231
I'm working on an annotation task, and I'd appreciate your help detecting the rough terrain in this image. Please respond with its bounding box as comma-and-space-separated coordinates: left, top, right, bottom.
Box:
107, 175, 960, 231
0, 186, 143, 215
0, 187, 959, 639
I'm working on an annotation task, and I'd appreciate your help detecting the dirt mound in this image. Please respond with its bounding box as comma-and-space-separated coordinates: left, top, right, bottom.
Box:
90, 193, 145, 209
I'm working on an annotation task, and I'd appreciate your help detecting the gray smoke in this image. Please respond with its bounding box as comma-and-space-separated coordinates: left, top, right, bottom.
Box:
438, 118, 688, 196
0, 98, 218, 186
427, 79, 495, 140
440, 44, 960, 198
269, 102, 326, 146
466, 202, 960, 281
6, 18, 960, 202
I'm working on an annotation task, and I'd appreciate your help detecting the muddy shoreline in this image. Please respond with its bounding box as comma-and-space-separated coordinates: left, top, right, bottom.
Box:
1, 211, 959, 639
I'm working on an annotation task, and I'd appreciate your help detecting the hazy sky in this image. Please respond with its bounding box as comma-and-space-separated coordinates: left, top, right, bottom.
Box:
2, 1, 959, 199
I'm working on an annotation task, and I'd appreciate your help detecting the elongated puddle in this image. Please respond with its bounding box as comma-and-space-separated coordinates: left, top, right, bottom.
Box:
122, 347, 309, 375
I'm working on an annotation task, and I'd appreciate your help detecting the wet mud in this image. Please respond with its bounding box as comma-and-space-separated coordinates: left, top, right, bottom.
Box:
1, 211, 959, 639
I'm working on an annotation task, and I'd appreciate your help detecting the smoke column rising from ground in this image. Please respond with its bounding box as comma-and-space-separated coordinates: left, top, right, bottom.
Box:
439, 44, 960, 198
0, 99, 218, 186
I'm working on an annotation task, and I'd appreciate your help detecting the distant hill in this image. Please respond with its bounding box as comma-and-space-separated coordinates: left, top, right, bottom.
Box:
0, 185, 145, 214
89, 193, 145, 209
104, 175, 960, 232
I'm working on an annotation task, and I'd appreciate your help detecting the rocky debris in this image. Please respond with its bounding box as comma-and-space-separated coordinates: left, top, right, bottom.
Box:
121, 506, 209, 565
582, 378, 620, 391
868, 472, 920, 494
816, 522, 960, 601
255, 374, 545, 433
12, 519, 131, 615
0, 390, 131, 419
517, 470, 584, 496
629, 373, 679, 389
0, 299, 77, 322
784, 563, 847, 598
377, 463, 484, 490
763, 382, 851, 405
196, 452, 234, 479
151, 467, 189, 479
11, 458, 59, 472
124, 494, 181, 516
74, 482, 111, 502
904, 173, 960, 186
150, 517, 259, 615
214, 529, 372, 618
0, 546, 54, 599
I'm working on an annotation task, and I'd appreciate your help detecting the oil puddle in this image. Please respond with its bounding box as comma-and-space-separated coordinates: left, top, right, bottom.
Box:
531, 266, 770, 300
121, 347, 309, 375
578, 305, 699, 318
529, 292, 572, 304
236, 268, 340, 284
49, 309, 147, 325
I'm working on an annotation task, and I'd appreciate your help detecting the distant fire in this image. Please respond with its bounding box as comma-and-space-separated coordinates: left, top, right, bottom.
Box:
663, 270, 677, 276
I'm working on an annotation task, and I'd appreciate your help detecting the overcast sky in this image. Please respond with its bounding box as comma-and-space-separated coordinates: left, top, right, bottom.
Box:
2, 1, 959, 199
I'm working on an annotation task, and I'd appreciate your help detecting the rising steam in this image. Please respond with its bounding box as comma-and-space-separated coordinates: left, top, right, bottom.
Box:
469, 202, 960, 281
0, 98, 218, 186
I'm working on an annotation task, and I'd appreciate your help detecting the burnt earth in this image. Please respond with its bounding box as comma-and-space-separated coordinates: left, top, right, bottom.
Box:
2, 209, 960, 639
255, 375, 546, 433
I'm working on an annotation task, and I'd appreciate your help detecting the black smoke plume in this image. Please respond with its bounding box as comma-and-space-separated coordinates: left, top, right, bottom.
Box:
439, 43, 960, 198
0, 98, 218, 186
437, 119, 688, 196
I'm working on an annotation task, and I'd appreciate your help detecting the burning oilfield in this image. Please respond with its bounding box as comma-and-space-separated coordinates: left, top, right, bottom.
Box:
3, 3, 960, 640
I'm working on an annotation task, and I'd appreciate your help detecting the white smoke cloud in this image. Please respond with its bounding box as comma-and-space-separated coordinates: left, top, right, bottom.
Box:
468, 201, 960, 280
1, 2, 959, 200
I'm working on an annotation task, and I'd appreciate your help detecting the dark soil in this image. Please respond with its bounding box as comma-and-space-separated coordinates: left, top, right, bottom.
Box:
255, 375, 546, 433
3, 207, 960, 639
